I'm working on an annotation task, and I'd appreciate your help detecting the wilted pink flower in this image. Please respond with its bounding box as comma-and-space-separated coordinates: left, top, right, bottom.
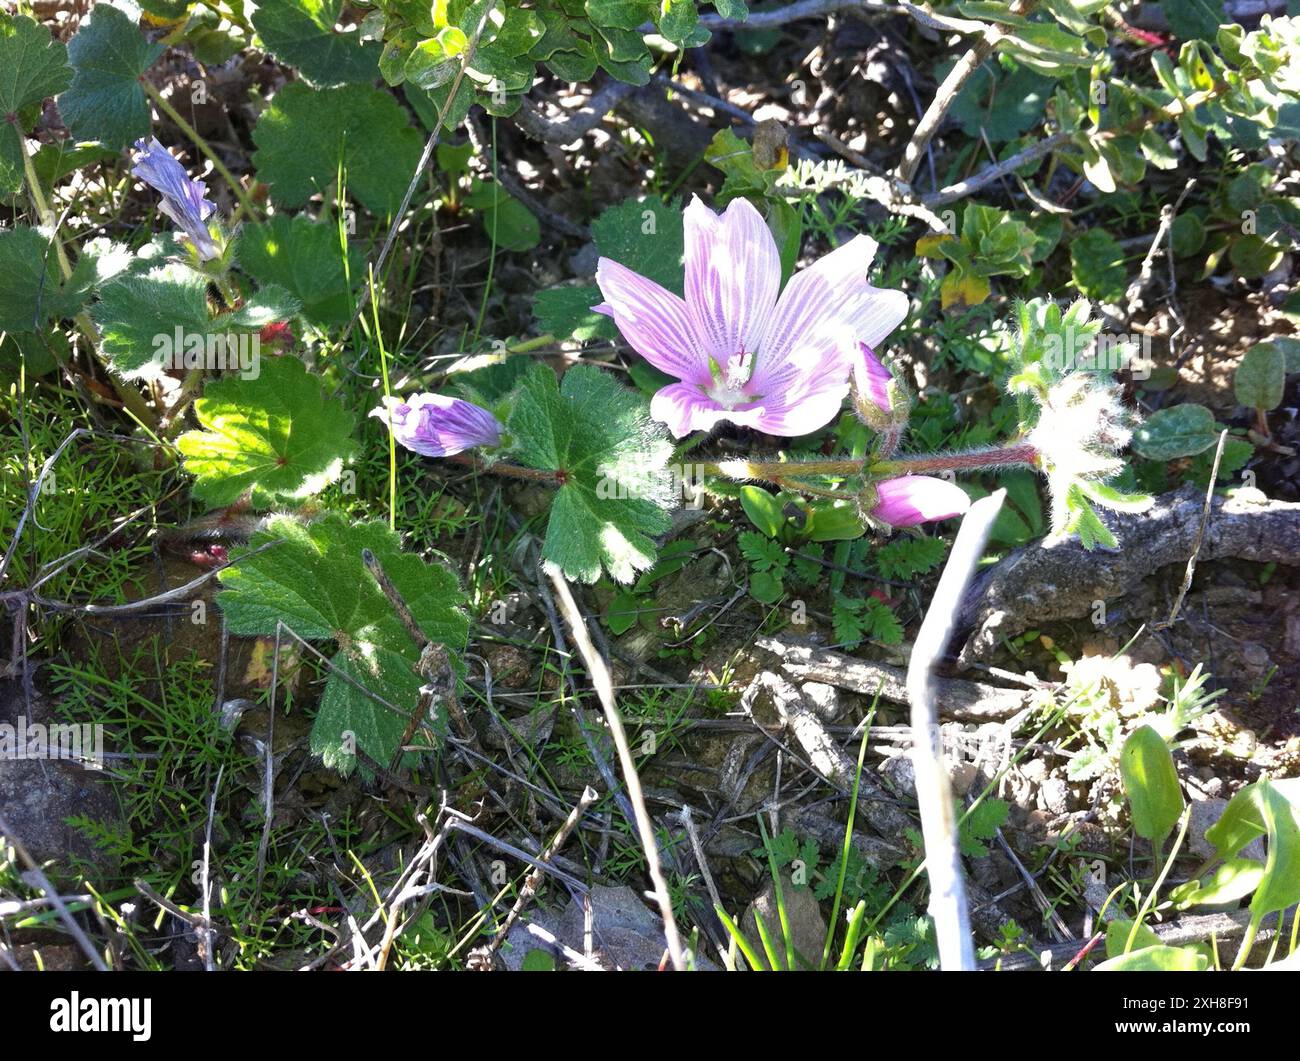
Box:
131, 137, 220, 260
595, 196, 908, 438
370, 394, 501, 457
870, 476, 970, 527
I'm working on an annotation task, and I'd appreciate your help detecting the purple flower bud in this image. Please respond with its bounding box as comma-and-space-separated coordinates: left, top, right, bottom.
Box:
370, 394, 502, 457
852, 342, 893, 416
871, 476, 970, 528
131, 137, 220, 261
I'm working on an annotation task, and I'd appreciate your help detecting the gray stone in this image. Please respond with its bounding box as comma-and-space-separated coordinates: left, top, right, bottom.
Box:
740, 870, 828, 970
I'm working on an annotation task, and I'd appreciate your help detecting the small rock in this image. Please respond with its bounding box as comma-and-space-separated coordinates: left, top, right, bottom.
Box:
502, 884, 718, 971
880, 753, 979, 799
800, 682, 845, 722
1237, 641, 1271, 676
1038, 776, 1072, 816
481, 643, 533, 688
741, 871, 828, 970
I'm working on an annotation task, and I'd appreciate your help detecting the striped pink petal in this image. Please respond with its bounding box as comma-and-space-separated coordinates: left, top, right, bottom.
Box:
683, 195, 781, 362
594, 259, 711, 384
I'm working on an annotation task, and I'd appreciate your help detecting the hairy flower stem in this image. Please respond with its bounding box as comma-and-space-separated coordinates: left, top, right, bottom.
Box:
870, 442, 1039, 477
463, 442, 1039, 493
703, 442, 1039, 487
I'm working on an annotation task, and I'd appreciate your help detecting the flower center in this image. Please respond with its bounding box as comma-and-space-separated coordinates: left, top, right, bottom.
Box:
705, 352, 760, 409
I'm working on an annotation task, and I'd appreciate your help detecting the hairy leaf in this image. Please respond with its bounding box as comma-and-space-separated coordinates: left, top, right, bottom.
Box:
252, 0, 381, 85
239, 213, 362, 325
218, 515, 469, 774
251, 82, 423, 213
177, 355, 357, 507
57, 4, 162, 150
507, 363, 674, 583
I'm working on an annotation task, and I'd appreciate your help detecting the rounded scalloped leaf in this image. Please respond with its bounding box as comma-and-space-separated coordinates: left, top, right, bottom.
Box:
90, 262, 211, 378
251, 82, 423, 214
0, 13, 72, 117
251, 0, 380, 86
239, 213, 363, 326
56, 3, 163, 150
0, 13, 73, 195
506, 362, 674, 584
217, 514, 469, 774
1131, 403, 1220, 461
176, 354, 358, 507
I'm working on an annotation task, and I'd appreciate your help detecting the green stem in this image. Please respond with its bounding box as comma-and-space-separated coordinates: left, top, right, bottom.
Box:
781, 478, 856, 501
508, 333, 556, 354
701, 442, 1039, 487
1232, 915, 1261, 972
702, 457, 866, 480
140, 78, 260, 221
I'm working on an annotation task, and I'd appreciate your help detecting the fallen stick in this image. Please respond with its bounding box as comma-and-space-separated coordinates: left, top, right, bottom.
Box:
957, 484, 1300, 664
755, 636, 1031, 720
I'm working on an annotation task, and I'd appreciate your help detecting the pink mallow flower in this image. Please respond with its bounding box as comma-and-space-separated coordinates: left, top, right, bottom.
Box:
594, 196, 908, 438
370, 394, 501, 457
870, 476, 970, 528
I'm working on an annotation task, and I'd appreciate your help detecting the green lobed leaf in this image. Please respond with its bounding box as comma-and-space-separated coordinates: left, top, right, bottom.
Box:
465, 178, 541, 251
91, 262, 299, 378
176, 355, 358, 507
506, 363, 675, 583
1070, 227, 1126, 304
532, 285, 617, 342
56, 3, 163, 151
239, 213, 363, 326
0, 226, 90, 332
252, 0, 381, 86
217, 514, 469, 774
0, 14, 73, 115
590, 194, 685, 295
251, 82, 423, 214
0, 14, 73, 196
